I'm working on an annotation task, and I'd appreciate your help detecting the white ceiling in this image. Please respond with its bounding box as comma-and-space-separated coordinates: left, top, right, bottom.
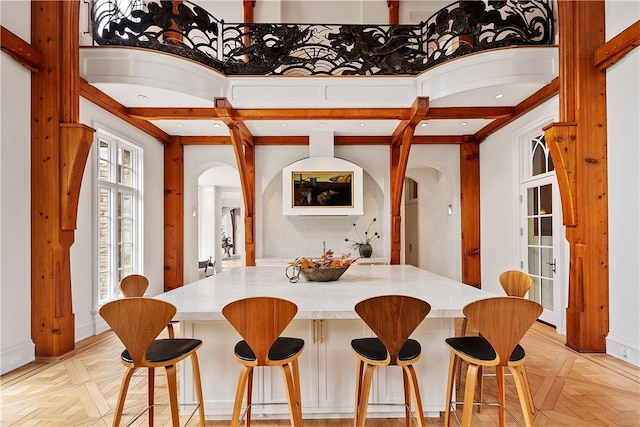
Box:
81, 46, 559, 140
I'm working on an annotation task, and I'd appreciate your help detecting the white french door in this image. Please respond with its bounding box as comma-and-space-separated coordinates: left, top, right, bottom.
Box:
520, 175, 563, 326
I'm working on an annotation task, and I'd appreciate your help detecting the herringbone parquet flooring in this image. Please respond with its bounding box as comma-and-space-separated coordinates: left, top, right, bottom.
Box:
1, 321, 638, 426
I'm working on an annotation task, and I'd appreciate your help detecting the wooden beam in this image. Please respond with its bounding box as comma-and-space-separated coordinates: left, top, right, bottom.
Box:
214, 98, 256, 265
594, 20, 640, 70
391, 97, 429, 145
426, 106, 514, 120
126, 107, 218, 120
460, 140, 481, 288
180, 136, 231, 145
164, 136, 184, 291
387, 0, 399, 25
412, 135, 466, 144
1, 25, 44, 72
473, 78, 560, 142
80, 79, 170, 144
554, 0, 609, 353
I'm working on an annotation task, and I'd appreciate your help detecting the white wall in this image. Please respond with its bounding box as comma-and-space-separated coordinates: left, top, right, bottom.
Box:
605, 1, 640, 366
73, 100, 166, 340
1, 0, 34, 375
480, 98, 559, 297
406, 144, 461, 280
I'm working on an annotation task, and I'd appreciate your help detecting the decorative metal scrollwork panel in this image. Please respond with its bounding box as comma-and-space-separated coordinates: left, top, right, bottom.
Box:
91, 0, 553, 76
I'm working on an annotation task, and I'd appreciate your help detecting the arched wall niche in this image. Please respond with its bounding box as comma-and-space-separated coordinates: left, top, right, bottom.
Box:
259, 168, 385, 262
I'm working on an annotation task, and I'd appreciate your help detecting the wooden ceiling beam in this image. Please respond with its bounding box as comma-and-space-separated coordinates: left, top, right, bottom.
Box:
79, 79, 170, 144
594, 20, 640, 71
473, 78, 560, 142
0, 25, 43, 72
125, 106, 513, 122
391, 97, 429, 145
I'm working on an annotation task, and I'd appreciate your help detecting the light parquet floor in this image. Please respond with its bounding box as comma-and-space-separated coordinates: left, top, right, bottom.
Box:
1, 321, 639, 426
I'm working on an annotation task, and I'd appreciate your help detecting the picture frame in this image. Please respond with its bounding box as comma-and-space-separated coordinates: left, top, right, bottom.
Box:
292, 171, 354, 208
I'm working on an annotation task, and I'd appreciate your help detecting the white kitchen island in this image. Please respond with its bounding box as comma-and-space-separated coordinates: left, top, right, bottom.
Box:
155, 264, 497, 420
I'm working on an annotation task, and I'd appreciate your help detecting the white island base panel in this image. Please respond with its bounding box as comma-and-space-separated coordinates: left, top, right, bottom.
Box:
179, 317, 453, 420
156, 265, 497, 420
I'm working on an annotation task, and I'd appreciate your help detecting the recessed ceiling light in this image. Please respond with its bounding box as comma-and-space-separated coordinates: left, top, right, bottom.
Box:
495, 94, 504, 99
137, 94, 148, 100
280, 123, 287, 127
420, 122, 428, 127
461, 121, 469, 126
213, 123, 221, 127
175, 123, 184, 127
319, 123, 327, 127
358, 123, 365, 127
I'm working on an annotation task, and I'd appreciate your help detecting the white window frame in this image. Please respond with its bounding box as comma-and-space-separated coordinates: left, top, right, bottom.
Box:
94, 130, 143, 306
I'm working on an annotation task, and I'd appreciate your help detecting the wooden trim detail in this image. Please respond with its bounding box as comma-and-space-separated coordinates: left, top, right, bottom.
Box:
79, 79, 170, 144
594, 20, 640, 71
0, 25, 43, 72
543, 122, 578, 226
59, 123, 96, 230
460, 141, 481, 288
164, 136, 184, 291
387, 0, 399, 25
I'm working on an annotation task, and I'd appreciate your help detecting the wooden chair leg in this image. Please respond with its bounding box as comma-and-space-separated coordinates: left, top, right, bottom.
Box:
509, 366, 535, 427
165, 364, 180, 427
231, 367, 251, 427
457, 317, 469, 390
353, 359, 364, 427
190, 353, 206, 427
112, 367, 136, 427
246, 368, 253, 427
520, 364, 536, 414
148, 367, 155, 427
404, 365, 426, 427
443, 352, 458, 427
495, 366, 506, 426
291, 358, 303, 424
462, 364, 479, 427
402, 368, 411, 427
475, 365, 484, 413
356, 364, 376, 427
280, 362, 302, 427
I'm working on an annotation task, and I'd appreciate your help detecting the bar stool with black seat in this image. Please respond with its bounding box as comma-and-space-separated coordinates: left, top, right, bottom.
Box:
443, 296, 542, 427
351, 295, 431, 427
99, 297, 206, 427
120, 274, 176, 338
222, 296, 304, 427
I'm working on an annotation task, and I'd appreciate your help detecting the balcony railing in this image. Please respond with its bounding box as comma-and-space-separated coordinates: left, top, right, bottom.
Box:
90, 0, 554, 76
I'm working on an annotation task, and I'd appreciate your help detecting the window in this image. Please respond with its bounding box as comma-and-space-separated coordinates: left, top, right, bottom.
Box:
96, 131, 142, 305
530, 134, 554, 177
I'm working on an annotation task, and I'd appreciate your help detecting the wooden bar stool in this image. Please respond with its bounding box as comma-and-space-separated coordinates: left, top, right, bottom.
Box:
351, 295, 431, 427
99, 297, 205, 427
444, 296, 542, 427
222, 297, 304, 427
120, 274, 175, 338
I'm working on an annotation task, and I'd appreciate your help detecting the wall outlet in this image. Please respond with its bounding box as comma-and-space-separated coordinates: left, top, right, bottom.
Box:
10, 356, 21, 365
621, 348, 630, 358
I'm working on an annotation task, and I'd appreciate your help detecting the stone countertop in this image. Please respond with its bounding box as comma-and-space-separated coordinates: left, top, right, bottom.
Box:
155, 264, 497, 321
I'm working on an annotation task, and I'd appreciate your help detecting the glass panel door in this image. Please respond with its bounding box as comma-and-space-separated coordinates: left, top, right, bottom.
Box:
522, 177, 560, 326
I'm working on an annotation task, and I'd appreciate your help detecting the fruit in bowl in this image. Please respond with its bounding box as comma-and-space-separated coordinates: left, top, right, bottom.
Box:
286, 250, 357, 283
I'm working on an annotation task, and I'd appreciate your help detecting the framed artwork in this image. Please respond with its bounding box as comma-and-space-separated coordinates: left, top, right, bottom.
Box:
292, 172, 354, 208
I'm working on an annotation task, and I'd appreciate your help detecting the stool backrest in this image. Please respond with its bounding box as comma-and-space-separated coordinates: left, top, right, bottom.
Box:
463, 296, 542, 366
355, 295, 431, 364
119, 274, 149, 297
100, 297, 176, 366
499, 270, 532, 297
222, 297, 298, 365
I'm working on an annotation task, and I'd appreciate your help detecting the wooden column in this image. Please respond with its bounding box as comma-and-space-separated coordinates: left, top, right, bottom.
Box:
164, 136, 184, 291
460, 140, 481, 287
544, 0, 608, 352
31, 1, 95, 357
387, 0, 399, 25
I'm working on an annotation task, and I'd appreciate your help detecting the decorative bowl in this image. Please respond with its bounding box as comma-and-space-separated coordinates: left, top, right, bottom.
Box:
299, 265, 350, 282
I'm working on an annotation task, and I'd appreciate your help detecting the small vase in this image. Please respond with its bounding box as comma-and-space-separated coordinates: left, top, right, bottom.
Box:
358, 243, 372, 258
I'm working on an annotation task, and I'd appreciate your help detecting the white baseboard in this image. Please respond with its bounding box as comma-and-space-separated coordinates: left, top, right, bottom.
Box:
1, 340, 35, 375
606, 333, 640, 367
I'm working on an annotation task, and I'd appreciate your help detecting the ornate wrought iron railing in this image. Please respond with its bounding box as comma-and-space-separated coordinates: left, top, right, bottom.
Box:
90, 0, 554, 76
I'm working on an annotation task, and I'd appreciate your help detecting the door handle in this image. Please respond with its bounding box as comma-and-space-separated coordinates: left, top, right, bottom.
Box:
546, 259, 556, 274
